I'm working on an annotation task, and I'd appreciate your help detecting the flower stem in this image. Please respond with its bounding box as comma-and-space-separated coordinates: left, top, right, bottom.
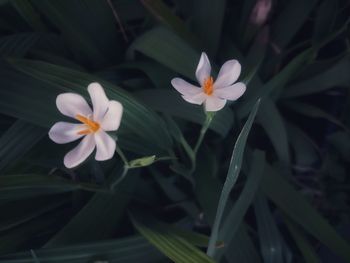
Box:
110, 165, 129, 190
193, 113, 214, 154
115, 144, 129, 167
111, 144, 130, 190
190, 112, 215, 173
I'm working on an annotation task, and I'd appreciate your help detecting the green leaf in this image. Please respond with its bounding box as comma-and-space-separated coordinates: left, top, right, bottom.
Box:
224, 224, 262, 263
0, 211, 61, 254
140, 0, 200, 48
258, 98, 290, 165
286, 122, 320, 168
0, 120, 45, 172
118, 61, 174, 90
0, 174, 80, 200
128, 26, 199, 80
45, 171, 137, 247
207, 99, 261, 256
31, 0, 122, 67
191, 0, 226, 56
130, 212, 215, 263
283, 57, 350, 98
11, 0, 47, 31
0, 0, 9, 6
0, 33, 43, 57
214, 150, 265, 261
238, 49, 312, 118
285, 101, 348, 131
194, 149, 262, 262
254, 194, 285, 263
285, 216, 320, 263
261, 165, 350, 262
134, 89, 234, 137
0, 236, 164, 262
6, 59, 172, 153
313, 0, 338, 44
0, 197, 66, 232
272, 0, 318, 48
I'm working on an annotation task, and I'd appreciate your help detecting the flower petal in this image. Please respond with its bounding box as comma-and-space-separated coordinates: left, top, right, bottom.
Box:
63, 135, 95, 168
101, 100, 123, 131
49, 122, 85, 144
182, 92, 206, 105
214, 59, 241, 88
204, 97, 226, 112
88, 82, 109, 122
94, 130, 116, 161
56, 93, 92, 119
195, 52, 211, 86
214, 82, 246, 100
171, 78, 202, 96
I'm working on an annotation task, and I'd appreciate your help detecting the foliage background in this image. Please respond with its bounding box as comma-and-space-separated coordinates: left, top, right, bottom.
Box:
0, 0, 350, 262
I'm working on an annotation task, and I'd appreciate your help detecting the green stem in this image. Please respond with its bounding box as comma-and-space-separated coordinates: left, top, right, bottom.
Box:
180, 136, 195, 161
110, 165, 129, 190
111, 144, 130, 190
194, 113, 214, 154
190, 113, 215, 173
115, 144, 129, 167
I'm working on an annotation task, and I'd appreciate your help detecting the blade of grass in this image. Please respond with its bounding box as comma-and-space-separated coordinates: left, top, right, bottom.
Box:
191, 0, 226, 56
207, 99, 261, 256
130, 212, 215, 263
285, 101, 349, 131
284, 216, 320, 263
254, 193, 285, 263
0, 235, 163, 263
0, 120, 45, 172
261, 165, 350, 262
45, 170, 138, 247
258, 98, 290, 165
214, 150, 265, 261
238, 49, 313, 118
11, 0, 47, 31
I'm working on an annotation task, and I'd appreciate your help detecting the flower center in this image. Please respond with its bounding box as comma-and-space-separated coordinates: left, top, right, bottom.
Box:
76, 114, 100, 135
203, 76, 214, 95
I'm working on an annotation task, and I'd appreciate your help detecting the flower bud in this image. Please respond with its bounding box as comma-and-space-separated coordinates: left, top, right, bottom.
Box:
249, 0, 272, 26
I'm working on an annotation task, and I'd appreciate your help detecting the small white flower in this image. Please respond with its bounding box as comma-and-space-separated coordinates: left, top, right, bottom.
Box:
171, 52, 246, 112
49, 82, 123, 168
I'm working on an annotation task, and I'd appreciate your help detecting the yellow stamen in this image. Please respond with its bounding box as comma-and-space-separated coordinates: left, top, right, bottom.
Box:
203, 76, 214, 95
76, 114, 100, 135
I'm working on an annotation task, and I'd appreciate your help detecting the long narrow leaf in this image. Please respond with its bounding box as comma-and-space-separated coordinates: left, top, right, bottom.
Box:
207, 99, 261, 256
0, 236, 163, 263
261, 165, 350, 262
130, 213, 215, 263
214, 150, 265, 261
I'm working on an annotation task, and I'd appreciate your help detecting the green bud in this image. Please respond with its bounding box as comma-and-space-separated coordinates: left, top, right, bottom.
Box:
129, 155, 156, 168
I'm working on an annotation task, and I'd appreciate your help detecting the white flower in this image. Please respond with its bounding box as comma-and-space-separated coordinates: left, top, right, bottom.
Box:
49, 82, 123, 168
171, 52, 246, 112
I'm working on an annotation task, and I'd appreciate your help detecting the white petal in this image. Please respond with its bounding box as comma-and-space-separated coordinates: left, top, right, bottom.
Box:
49, 122, 85, 144
101, 100, 123, 131
214, 82, 246, 101
63, 135, 95, 168
214, 60, 241, 88
88, 82, 109, 122
182, 93, 206, 105
195, 52, 211, 86
94, 130, 116, 161
171, 78, 202, 96
204, 97, 227, 112
56, 93, 92, 119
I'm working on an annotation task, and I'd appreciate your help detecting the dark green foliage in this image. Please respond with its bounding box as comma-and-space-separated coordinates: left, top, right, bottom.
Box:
0, 0, 350, 262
